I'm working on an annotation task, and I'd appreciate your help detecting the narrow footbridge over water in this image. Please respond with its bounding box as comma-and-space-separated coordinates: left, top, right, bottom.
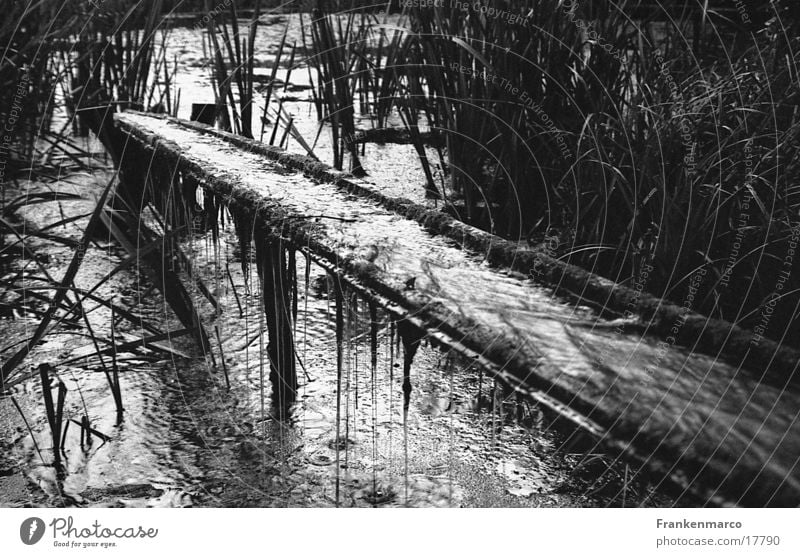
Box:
113, 111, 800, 507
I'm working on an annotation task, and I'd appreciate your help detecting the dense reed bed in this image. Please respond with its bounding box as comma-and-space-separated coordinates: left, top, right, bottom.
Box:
0, 1, 79, 185
302, 0, 800, 348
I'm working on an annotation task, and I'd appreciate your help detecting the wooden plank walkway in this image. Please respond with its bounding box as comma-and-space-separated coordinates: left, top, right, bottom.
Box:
114, 111, 800, 507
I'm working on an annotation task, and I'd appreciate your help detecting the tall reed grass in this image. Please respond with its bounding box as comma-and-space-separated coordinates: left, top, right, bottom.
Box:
303, 0, 800, 348
302, 1, 366, 174
1, 0, 213, 449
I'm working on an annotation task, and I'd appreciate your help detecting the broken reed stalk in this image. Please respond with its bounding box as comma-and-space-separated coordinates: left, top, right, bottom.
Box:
79, 416, 90, 448
214, 327, 231, 389
38, 364, 63, 469
269, 99, 285, 146
55, 380, 67, 450
110, 308, 124, 424
71, 417, 111, 447
225, 262, 244, 318
60, 419, 70, 451
259, 24, 289, 142
279, 116, 293, 149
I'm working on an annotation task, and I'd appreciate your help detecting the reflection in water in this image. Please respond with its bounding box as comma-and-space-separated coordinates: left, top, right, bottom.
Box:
10, 213, 666, 508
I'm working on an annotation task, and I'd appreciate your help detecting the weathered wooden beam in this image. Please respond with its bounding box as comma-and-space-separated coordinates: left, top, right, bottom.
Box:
165, 114, 800, 382
113, 111, 800, 507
